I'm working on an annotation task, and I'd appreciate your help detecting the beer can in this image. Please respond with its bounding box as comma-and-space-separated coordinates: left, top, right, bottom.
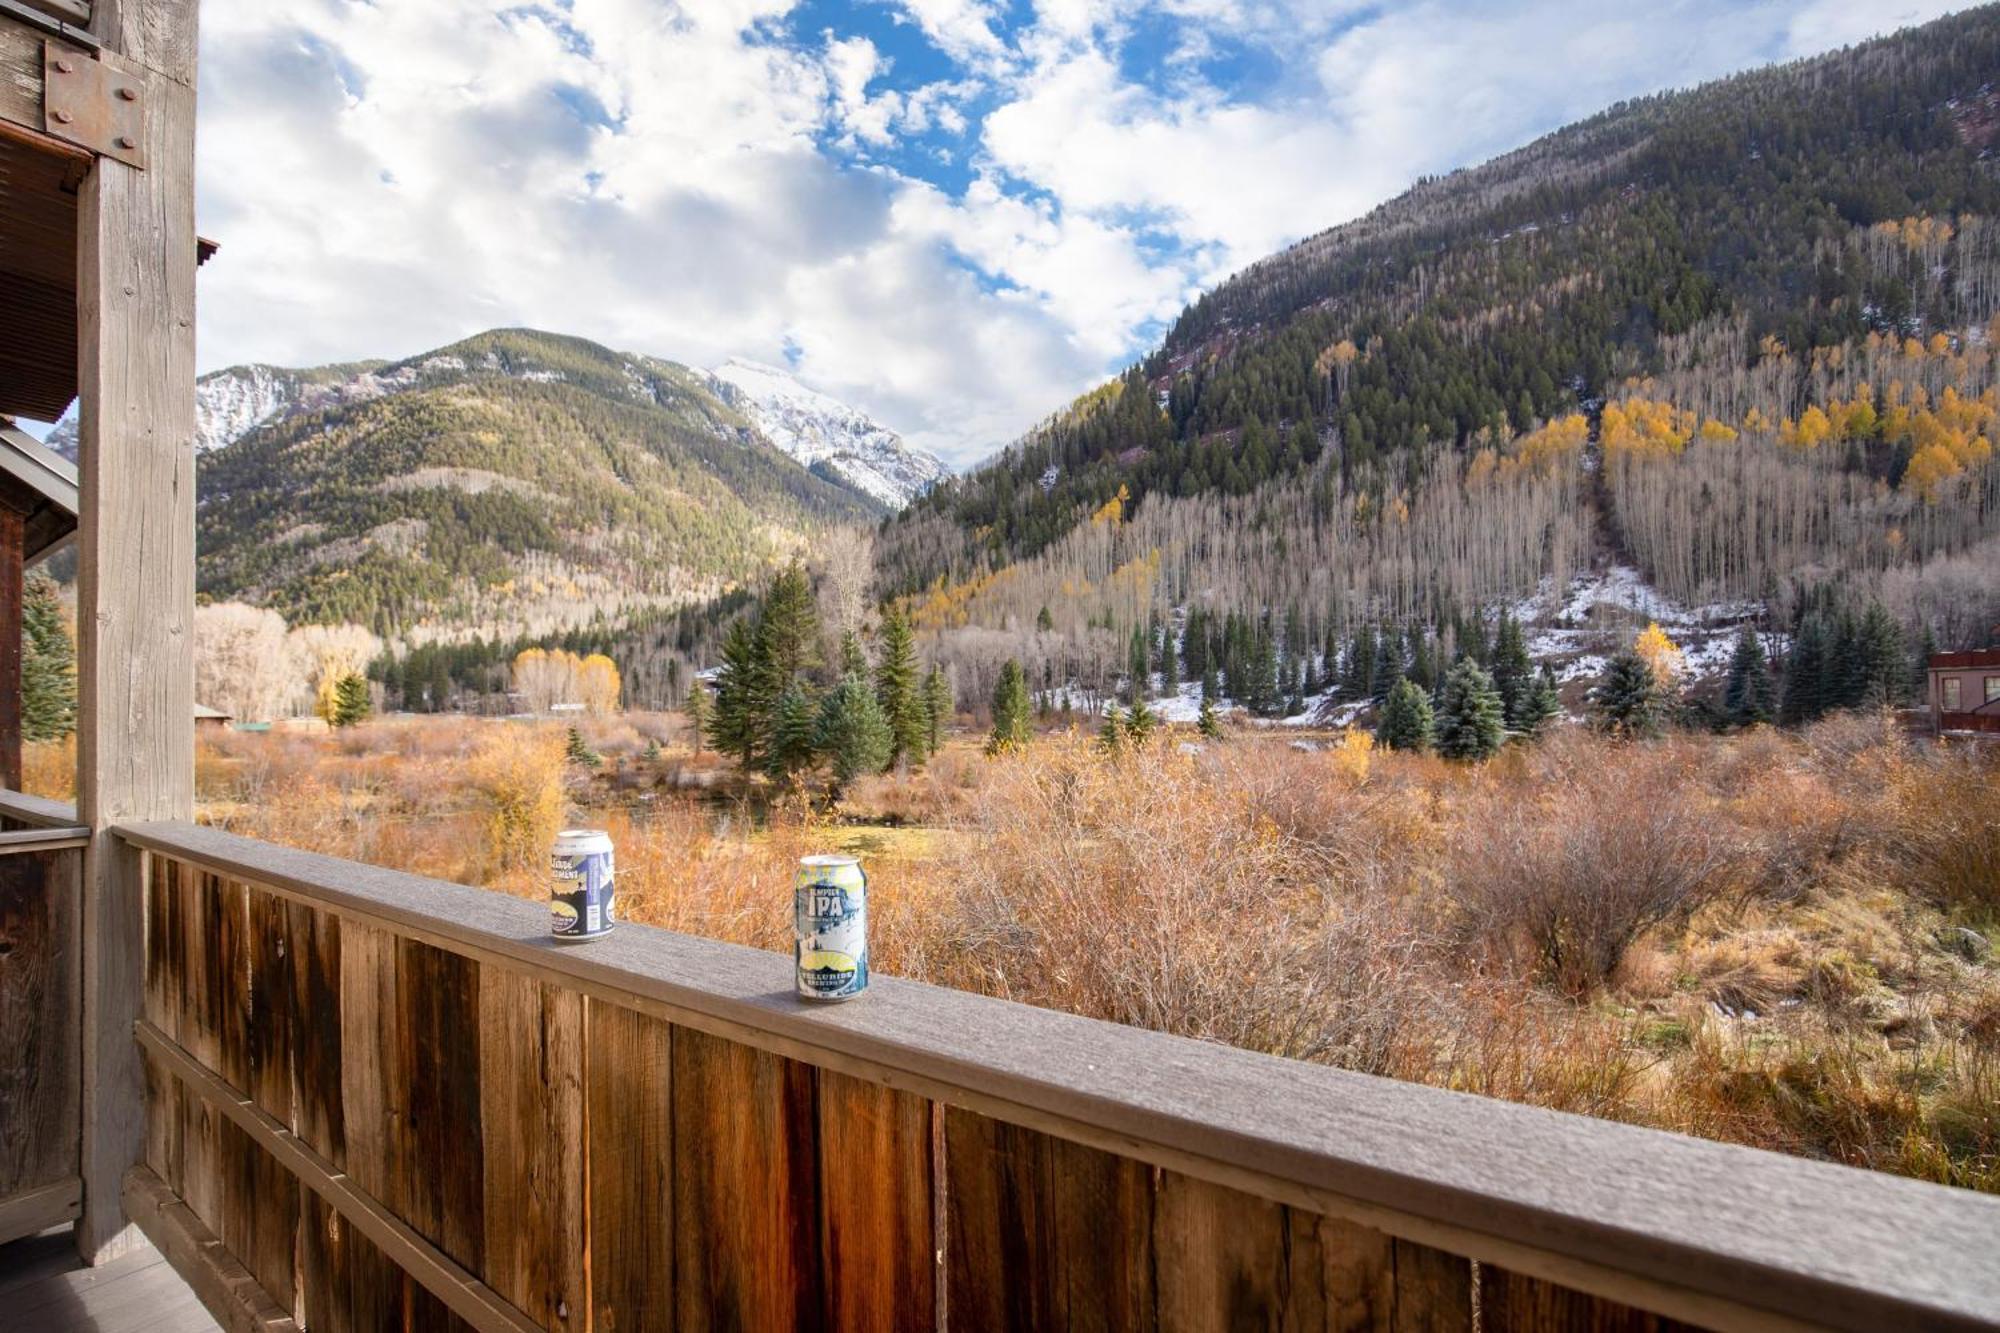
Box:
794, 854, 868, 1001
551, 829, 615, 941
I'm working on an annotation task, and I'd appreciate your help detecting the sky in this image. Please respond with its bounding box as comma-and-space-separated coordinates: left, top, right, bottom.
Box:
189, 0, 1968, 469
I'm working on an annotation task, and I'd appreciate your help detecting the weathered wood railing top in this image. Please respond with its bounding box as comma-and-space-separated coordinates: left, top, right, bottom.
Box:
120, 819, 2000, 1333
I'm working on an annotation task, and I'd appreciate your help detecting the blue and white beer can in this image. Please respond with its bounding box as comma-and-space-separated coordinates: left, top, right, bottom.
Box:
551, 829, 615, 941
794, 854, 868, 1001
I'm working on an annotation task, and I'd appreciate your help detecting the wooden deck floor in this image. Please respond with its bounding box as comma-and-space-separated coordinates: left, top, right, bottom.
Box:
0, 1226, 218, 1333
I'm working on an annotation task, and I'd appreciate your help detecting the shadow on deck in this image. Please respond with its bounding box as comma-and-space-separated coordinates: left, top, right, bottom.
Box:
0, 1226, 218, 1333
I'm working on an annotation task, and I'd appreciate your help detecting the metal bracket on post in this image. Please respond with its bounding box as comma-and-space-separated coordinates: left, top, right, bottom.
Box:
42, 43, 146, 169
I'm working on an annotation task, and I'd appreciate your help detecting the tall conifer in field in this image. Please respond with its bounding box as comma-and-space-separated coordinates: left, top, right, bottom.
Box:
1490, 613, 1534, 727
1375, 677, 1434, 752
1852, 602, 1906, 707
1596, 651, 1661, 738
874, 607, 926, 767
711, 618, 763, 766
815, 675, 890, 795
1722, 625, 1774, 726
21, 574, 75, 742
766, 683, 820, 781
1781, 616, 1831, 726
683, 681, 710, 753
923, 666, 951, 753
1436, 657, 1505, 760
988, 659, 1031, 754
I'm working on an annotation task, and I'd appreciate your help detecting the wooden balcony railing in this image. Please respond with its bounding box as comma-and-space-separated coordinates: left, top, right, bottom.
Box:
0, 792, 86, 1247
118, 820, 2000, 1333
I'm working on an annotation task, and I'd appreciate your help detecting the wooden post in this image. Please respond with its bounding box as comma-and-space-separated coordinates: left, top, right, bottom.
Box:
75, 0, 199, 1265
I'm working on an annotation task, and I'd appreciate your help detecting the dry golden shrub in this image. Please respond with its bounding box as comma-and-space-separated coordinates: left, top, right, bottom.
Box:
22, 736, 74, 803
464, 724, 568, 889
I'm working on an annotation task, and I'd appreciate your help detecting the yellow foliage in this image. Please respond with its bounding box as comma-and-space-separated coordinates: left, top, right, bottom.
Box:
1634, 622, 1685, 682
1330, 728, 1374, 784
1602, 398, 1693, 459
1697, 418, 1738, 444
1091, 484, 1132, 527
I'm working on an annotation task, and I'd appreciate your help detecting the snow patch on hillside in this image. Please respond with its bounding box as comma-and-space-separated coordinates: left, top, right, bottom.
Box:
707, 358, 948, 509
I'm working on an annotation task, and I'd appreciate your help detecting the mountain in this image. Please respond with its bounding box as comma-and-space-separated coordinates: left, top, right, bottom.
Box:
195, 329, 879, 642
882, 6, 2000, 714
706, 358, 948, 508
49, 344, 946, 512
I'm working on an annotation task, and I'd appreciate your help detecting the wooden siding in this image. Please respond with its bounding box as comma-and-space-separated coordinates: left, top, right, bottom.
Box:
122, 822, 2000, 1333
0, 834, 87, 1246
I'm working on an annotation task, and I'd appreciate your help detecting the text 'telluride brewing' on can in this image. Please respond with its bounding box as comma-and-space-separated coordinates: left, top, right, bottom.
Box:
795, 854, 868, 1001
551, 829, 615, 941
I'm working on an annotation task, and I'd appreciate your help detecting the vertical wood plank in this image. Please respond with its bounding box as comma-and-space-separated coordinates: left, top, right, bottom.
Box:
0, 849, 80, 1200
1155, 1171, 1305, 1333
816, 1069, 934, 1333
336, 918, 407, 1322
75, 21, 200, 1260
286, 900, 343, 1161
0, 502, 23, 791
400, 938, 485, 1273
1292, 1212, 1397, 1333
215, 1109, 297, 1314
585, 1000, 673, 1333
481, 963, 584, 1331
1390, 1239, 1472, 1333
944, 1108, 1155, 1333
1479, 1266, 1701, 1332
243, 888, 293, 1123
672, 1025, 820, 1333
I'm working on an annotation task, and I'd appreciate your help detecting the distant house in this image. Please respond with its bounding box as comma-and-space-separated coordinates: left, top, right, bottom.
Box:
194, 703, 233, 731
1926, 647, 2000, 734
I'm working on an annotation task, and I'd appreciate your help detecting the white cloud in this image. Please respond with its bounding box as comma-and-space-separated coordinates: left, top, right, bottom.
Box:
192, 0, 1974, 470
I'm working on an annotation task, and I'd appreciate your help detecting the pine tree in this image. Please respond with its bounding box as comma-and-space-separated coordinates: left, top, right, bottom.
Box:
766, 683, 819, 781
1370, 625, 1403, 704
1780, 616, 1831, 726
1098, 707, 1124, 753
565, 726, 600, 768
683, 681, 710, 754
1595, 651, 1661, 738
839, 630, 868, 679
923, 666, 951, 753
1375, 677, 1434, 752
1910, 624, 1938, 704
1518, 663, 1562, 736
1125, 695, 1159, 746
710, 618, 763, 766
874, 607, 925, 767
1036, 605, 1054, 633
1343, 625, 1375, 701
1435, 657, 1505, 761
1126, 624, 1150, 703
987, 659, 1031, 754
1160, 623, 1180, 696
1490, 613, 1533, 728
1852, 602, 1905, 707
1197, 694, 1222, 741
1722, 625, 1774, 726
21, 574, 75, 742
331, 673, 371, 728
814, 674, 890, 795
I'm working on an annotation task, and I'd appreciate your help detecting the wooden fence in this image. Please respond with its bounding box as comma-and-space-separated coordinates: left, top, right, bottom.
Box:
119, 820, 2000, 1333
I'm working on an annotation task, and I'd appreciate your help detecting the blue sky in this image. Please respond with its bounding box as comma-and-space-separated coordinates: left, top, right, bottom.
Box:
189, 0, 1967, 468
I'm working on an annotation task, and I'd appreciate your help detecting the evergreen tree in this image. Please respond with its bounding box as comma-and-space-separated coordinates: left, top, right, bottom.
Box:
1160, 623, 1181, 696
1722, 625, 1774, 726
1370, 625, 1403, 704
1852, 602, 1905, 707
331, 673, 371, 728
1098, 707, 1124, 753
1435, 657, 1505, 761
683, 681, 710, 754
1036, 605, 1054, 633
1125, 695, 1159, 745
1200, 664, 1219, 703
1375, 677, 1434, 752
874, 607, 926, 767
923, 666, 951, 753
1910, 624, 1939, 704
1518, 664, 1562, 736
1490, 613, 1534, 727
1595, 651, 1661, 738
1343, 625, 1376, 701
710, 618, 763, 766
987, 659, 1032, 754
21, 574, 75, 742
814, 674, 890, 794
565, 725, 600, 768
839, 630, 868, 678
766, 683, 820, 781
1780, 616, 1831, 726
1197, 694, 1223, 741
1408, 629, 1439, 697
1126, 624, 1151, 702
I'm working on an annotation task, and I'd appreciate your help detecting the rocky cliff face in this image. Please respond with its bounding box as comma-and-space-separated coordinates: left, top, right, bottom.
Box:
707, 357, 948, 509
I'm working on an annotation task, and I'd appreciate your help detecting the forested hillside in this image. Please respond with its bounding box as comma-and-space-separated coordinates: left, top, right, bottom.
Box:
879, 6, 2000, 712
198, 329, 878, 647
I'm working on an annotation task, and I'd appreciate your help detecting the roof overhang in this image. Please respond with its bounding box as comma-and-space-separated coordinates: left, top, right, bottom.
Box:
0, 415, 78, 563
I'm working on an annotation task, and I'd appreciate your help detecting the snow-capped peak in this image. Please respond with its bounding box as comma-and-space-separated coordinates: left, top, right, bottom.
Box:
707, 358, 948, 510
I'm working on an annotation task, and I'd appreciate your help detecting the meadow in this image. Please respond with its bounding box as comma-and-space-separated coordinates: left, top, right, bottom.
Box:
29, 711, 1999, 1193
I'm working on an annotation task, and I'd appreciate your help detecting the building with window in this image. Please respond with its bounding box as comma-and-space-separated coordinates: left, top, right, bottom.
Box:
1927, 646, 2000, 734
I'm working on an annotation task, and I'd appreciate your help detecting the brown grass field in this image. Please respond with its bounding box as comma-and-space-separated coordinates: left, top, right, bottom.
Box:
27, 711, 2000, 1192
